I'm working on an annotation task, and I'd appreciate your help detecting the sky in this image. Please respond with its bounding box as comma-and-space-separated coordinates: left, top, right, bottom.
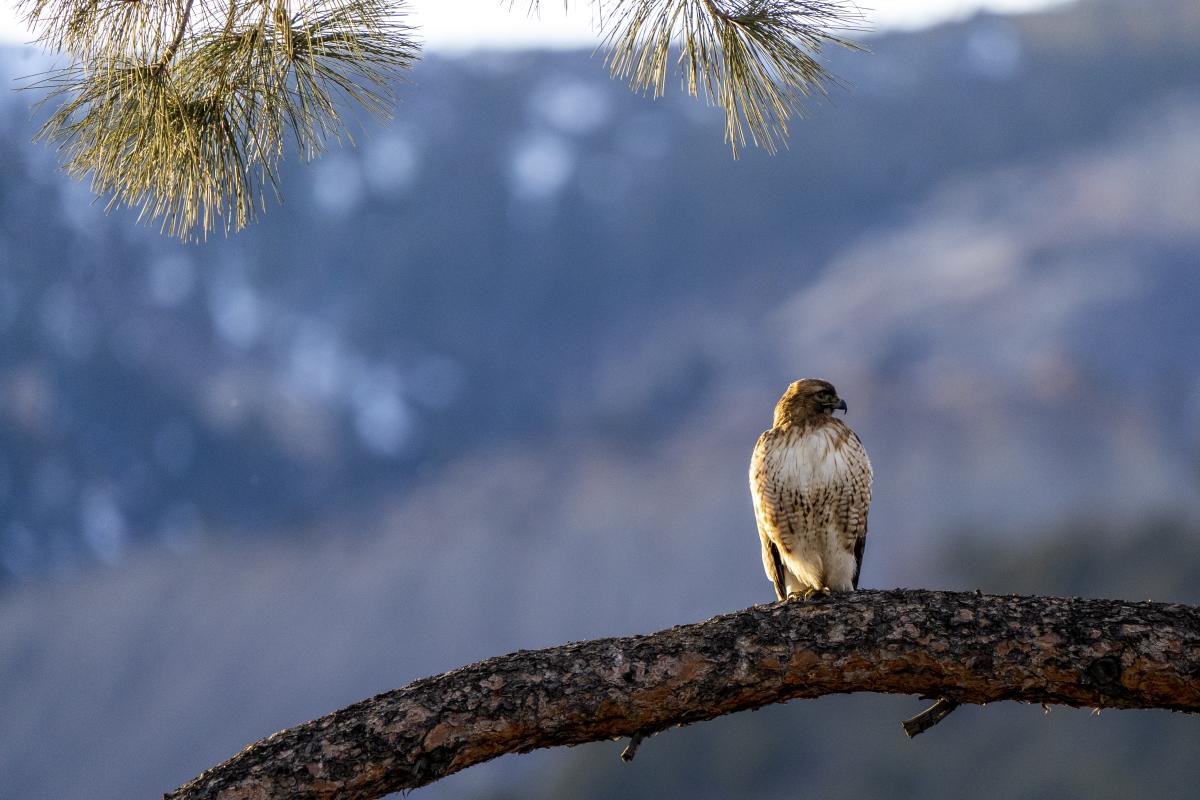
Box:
0, 0, 1070, 49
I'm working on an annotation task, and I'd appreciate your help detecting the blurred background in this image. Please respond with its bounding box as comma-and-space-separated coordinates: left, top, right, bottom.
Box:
2, 0, 1200, 796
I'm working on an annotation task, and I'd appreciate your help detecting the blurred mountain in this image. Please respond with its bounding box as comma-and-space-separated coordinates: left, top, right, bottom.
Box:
1, 0, 1198, 581
1, 0, 1199, 797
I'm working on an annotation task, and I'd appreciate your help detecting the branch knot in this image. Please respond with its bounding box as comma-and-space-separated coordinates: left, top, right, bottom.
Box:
1085, 655, 1124, 692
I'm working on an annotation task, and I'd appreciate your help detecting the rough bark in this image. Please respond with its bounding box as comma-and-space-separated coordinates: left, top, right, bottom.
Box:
165, 589, 1200, 800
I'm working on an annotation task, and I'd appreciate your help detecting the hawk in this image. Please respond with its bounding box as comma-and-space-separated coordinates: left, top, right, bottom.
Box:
749, 379, 873, 600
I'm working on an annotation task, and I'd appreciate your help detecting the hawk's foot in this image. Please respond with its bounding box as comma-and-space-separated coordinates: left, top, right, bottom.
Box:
786, 587, 832, 601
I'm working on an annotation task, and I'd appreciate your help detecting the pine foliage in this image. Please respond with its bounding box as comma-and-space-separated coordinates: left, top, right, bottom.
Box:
604, 1, 861, 154
20, 0, 861, 238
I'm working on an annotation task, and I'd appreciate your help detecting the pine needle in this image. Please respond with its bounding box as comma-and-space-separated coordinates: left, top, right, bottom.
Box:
21, 0, 418, 239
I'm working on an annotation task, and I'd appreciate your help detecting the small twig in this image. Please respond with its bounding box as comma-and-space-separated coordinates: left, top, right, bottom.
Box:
901, 698, 961, 737
155, 0, 197, 71
699, 0, 734, 23
619, 731, 647, 762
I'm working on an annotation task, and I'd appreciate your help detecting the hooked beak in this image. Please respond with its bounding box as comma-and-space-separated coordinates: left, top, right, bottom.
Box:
834, 398, 848, 414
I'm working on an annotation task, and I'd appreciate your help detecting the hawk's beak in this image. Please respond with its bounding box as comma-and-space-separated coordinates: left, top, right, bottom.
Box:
834, 398, 848, 414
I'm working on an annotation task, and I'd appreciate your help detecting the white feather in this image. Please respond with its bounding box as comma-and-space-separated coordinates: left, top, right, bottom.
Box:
777, 426, 850, 490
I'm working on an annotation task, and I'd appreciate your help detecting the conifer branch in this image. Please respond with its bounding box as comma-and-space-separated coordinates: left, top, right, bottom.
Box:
165, 589, 1200, 800
18, 0, 864, 238
603, 0, 864, 155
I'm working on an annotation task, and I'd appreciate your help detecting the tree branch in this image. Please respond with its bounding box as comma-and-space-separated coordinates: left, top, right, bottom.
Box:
155, 0, 197, 71
164, 589, 1200, 800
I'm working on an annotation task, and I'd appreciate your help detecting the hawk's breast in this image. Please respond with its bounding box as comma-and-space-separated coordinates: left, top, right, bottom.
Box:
774, 423, 855, 490
751, 416, 872, 595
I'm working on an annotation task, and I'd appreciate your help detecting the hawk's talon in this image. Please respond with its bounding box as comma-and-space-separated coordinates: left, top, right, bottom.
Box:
785, 587, 834, 601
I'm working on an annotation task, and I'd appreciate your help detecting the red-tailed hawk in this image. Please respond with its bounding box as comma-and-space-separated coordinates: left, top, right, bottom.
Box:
750, 379, 873, 600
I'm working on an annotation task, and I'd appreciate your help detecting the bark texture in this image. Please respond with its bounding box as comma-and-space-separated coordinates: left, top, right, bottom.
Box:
165, 589, 1200, 800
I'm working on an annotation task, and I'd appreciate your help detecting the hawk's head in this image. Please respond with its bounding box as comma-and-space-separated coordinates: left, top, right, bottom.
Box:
773, 378, 848, 426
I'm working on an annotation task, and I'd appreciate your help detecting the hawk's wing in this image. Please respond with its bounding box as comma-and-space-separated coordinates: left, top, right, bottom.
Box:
836, 426, 873, 589
761, 530, 788, 601
750, 428, 793, 601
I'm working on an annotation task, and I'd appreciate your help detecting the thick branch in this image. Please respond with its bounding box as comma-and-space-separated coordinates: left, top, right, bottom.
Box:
165, 589, 1200, 800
